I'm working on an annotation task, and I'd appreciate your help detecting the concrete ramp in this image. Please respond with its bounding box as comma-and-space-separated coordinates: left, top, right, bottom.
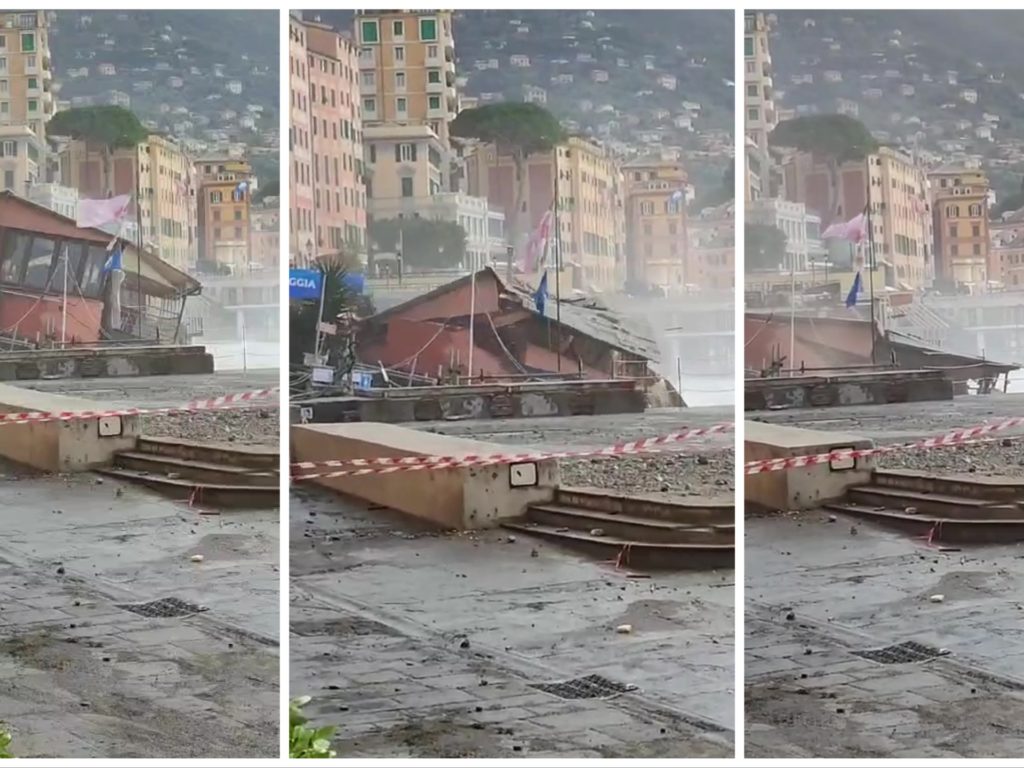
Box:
0, 383, 139, 472
291, 422, 559, 529
745, 420, 875, 512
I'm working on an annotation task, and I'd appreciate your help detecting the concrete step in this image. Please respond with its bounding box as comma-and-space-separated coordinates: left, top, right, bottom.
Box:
846, 485, 1023, 520
96, 468, 278, 509
113, 451, 278, 487
135, 436, 278, 470
873, 469, 1024, 503
501, 521, 733, 571
824, 502, 1024, 544
525, 503, 734, 545
554, 486, 733, 525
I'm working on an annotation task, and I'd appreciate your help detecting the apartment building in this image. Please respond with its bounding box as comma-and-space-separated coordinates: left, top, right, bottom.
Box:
304, 17, 367, 258
782, 147, 932, 288
744, 12, 776, 179
930, 165, 990, 291
195, 156, 254, 274
622, 153, 688, 292
746, 197, 815, 273
289, 13, 314, 262
60, 134, 194, 271
0, 11, 53, 143
0, 123, 44, 194
250, 199, 280, 271
364, 123, 446, 214
464, 137, 624, 292
354, 10, 458, 154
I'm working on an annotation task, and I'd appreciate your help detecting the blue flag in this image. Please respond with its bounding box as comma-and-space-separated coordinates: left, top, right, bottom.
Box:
846, 271, 862, 308
533, 271, 548, 315
102, 248, 122, 273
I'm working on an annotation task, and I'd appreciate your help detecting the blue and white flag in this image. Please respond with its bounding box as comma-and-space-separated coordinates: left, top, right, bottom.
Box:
533, 270, 548, 315
102, 248, 123, 273
845, 271, 862, 308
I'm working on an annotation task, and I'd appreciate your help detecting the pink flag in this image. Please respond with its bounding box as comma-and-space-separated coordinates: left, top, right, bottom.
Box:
521, 209, 553, 272
821, 212, 867, 243
77, 194, 132, 230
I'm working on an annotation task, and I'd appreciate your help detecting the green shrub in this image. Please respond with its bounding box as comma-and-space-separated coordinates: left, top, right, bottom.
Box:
0, 729, 13, 758
289, 697, 336, 759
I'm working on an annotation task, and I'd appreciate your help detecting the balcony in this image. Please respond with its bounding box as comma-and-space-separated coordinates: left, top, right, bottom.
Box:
426, 78, 444, 93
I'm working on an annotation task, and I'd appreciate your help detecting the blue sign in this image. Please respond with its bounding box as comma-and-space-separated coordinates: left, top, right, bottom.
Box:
289, 269, 321, 301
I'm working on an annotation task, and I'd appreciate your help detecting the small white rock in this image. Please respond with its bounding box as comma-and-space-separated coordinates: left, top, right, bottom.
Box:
615, 623, 633, 634
929, 594, 945, 603
190, 554, 204, 563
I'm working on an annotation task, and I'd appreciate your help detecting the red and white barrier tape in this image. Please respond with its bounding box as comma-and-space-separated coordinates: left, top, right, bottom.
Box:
0, 387, 279, 427
291, 421, 733, 480
744, 415, 1024, 475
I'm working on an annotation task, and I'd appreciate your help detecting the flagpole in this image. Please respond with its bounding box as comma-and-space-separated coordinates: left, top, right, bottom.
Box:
60, 245, 68, 347
467, 267, 475, 382
553, 149, 562, 374
135, 161, 144, 339
865, 158, 877, 365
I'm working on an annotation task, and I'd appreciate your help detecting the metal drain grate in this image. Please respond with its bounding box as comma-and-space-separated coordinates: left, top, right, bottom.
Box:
529, 674, 631, 700
853, 640, 947, 665
117, 597, 205, 619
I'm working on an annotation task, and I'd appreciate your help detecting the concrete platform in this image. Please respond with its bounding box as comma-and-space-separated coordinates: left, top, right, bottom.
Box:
291, 379, 647, 426
745, 420, 875, 512
0, 383, 138, 472
0, 344, 213, 381
291, 422, 559, 529
745, 369, 953, 411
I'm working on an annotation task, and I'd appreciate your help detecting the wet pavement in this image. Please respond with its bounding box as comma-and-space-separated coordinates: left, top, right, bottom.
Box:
0, 466, 279, 758
290, 488, 734, 758
745, 512, 1024, 758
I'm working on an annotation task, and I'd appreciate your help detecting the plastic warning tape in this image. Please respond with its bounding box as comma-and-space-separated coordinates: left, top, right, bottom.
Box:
0, 387, 280, 427
291, 421, 734, 480
743, 415, 1024, 475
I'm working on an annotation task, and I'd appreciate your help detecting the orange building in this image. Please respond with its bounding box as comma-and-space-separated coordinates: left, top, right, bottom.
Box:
623, 153, 688, 292
195, 157, 253, 274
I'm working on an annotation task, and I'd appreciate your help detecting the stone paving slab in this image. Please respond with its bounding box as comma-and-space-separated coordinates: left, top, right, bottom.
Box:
0, 469, 279, 758
290, 489, 734, 758
746, 513, 1024, 758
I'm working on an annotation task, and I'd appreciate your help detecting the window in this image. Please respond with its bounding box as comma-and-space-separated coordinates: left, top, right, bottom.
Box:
0, 35, 5, 49
428, 69, 441, 84
395, 71, 406, 90
361, 20, 379, 43
948, 225, 956, 238
234, 210, 242, 221
747, 84, 758, 97
401, 177, 414, 197
75, 243, 108, 298
1, 140, 14, 157
213, 209, 221, 222
747, 107, 759, 121
640, 201, 654, 215
744, 37, 754, 56
973, 244, 981, 256
18, 14, 34, 28
392, 20, 404, 37
363, 96, 376, 113
972, 224, 981, 237
428, 95, 440, 110
28, 77, 39, 90
397, 142, 417, 162
396, 96, 407, 114
24, 55, 34, 70
427, 44, 438, 59
20, 33, 34, 53
211, 191, 223, 203
420, 18, 437, 41
951, 244, 959, 257
23, 235, 57, 290
369, 144, 377, 163
361, 70, 375, 88
26, 99, 36, 113
394, 46, 405, 62
0, 58, 7, 74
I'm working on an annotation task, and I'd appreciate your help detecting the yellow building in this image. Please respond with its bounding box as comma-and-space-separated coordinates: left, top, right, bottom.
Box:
929, 165, 990, 291
623, 153, 688, 292
195, 156, 253, 273
744, 12, 775, 177
60, 135, 195, 271
870, 147, 931, 290
0, 11, 53, 140
354, 10, 458, 152
463, 137, 623, 292
364, 123, 445, 211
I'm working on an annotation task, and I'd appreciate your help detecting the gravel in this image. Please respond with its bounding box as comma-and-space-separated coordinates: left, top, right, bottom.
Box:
560, 448, 734, 497
142, 407, 279, 447
877, 438, 1024, 477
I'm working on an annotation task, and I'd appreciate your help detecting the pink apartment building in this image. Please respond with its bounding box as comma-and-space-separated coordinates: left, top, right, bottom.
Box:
289, 14, 314, 264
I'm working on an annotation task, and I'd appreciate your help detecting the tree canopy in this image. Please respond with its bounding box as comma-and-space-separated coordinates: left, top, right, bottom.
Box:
451, 102, 566, 156
769, 114, 878, 163
369, 217, 467, 270
47, 106, 148, 150
745, 223, 788, 272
